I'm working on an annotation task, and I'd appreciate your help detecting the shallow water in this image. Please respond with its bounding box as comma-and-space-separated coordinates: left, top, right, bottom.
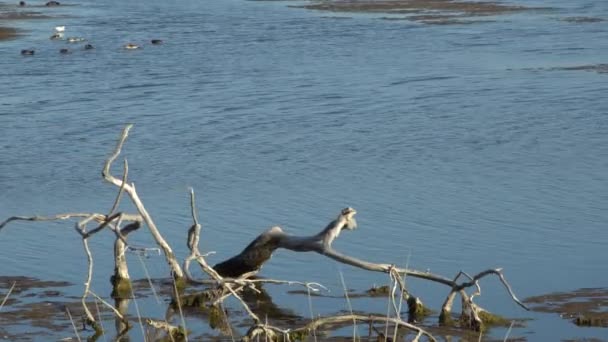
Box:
1, 0, 607, 340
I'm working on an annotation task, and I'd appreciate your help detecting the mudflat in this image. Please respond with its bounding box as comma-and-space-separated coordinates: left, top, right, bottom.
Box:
293, 0, 547, 24
299, 0, 530, 13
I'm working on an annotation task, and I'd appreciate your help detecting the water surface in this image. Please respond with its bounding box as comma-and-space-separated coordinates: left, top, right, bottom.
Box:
1, 0, 607, 340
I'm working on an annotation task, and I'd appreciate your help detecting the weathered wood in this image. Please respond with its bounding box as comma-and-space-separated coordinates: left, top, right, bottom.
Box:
214, 226, 283, 277
213, 207, 357, 277
212, 206, 528, 326
102, 125, 184, 279
112, 221, 141, 283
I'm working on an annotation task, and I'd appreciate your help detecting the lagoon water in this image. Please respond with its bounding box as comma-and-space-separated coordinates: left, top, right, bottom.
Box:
1, 0, 607, 340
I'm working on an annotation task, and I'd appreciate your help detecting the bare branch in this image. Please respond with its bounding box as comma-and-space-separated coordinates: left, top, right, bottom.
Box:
102, 125, 184, 278
496, 270, 529, 311
0, 281, 16, 312
102, 124, 133, 182
189, 187, 199, 227
83, 212, 141, 239
108, 158, 128, 216
213, 208, 527, 314
114, 221, 142, 281
75, 217, 99, 330
244, 278, 327, 293
451, 269, 529, 311
1, 213, 106, 231
182, 188, 261, 325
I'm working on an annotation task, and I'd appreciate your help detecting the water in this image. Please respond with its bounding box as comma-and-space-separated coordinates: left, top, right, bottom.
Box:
1, 0, 607, 340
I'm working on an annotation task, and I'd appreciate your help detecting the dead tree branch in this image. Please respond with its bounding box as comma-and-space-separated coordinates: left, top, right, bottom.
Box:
102, 124, 184, 279
213, 207, 528, 324
74, 215, 103, 333
113, 221, 142, 282
0, 213, 106, 231
108, 158, 128, 216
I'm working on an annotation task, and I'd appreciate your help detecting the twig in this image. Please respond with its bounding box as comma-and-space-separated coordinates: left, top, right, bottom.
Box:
503, 320, 515, 341
229, 278, 327, 292
130, 285, 147, 342
172, 277, 188, 342
89, 290, 128, 325
1, 213, 105, 231
220, 303, 236, 342
189, 187, 199, 227
339, 270, 357, 341
108, 159, 128, 216
385, 266, 398, 339
137, 253, 161, 304
307, 285, 318, 342
292, 314, 436, 342
394, 250, 412, 341
83, 212, 141, 239
75, 217, 99, 329
66, 306, 83, 342
0, 281, 16, 312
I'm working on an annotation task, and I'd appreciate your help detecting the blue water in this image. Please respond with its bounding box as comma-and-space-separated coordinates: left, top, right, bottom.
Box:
1, 0, 607, 340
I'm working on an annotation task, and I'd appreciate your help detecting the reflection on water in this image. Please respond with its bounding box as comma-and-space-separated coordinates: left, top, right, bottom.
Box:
0, 0, 607, 340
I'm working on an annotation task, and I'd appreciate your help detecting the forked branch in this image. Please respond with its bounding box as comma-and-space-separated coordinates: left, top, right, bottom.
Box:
102, 124, 184, 279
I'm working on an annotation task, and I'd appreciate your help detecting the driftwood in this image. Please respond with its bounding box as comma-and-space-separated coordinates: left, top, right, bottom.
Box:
212, 206, 528, 327
0, 124, 530, 341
